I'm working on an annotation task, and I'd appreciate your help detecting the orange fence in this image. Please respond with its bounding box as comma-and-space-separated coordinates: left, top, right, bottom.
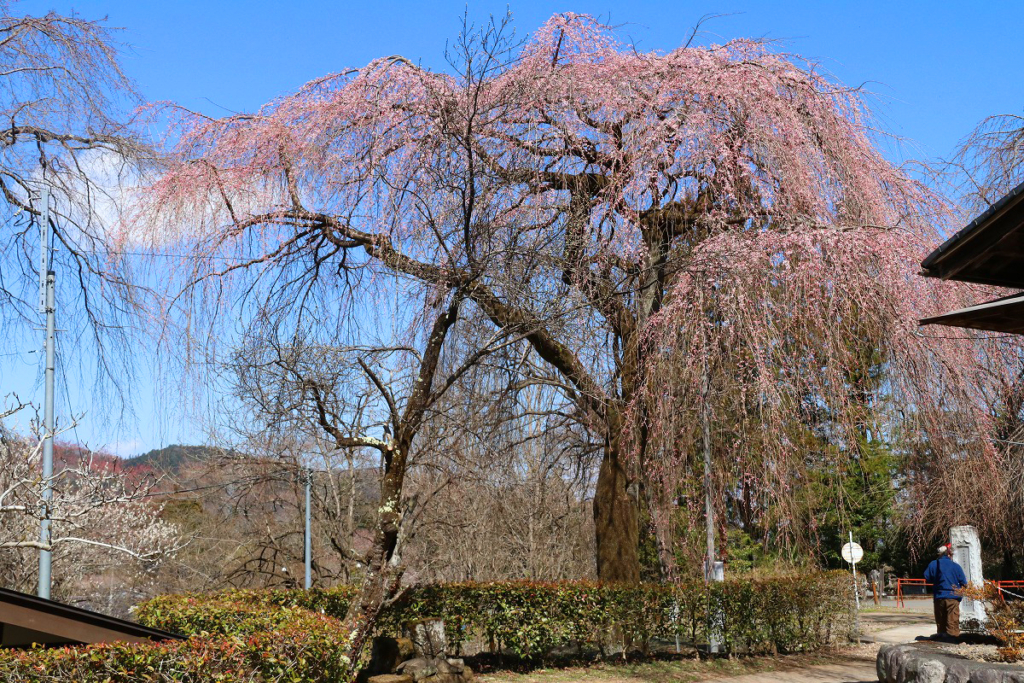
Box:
896, 578, 1024, 606
991, 580, 1024, 602
895, 578, 931, 607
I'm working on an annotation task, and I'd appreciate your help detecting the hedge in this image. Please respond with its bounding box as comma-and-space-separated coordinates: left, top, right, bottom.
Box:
382, 573, 855, 656
138, 573, 853, 657
0, 573, 853, 681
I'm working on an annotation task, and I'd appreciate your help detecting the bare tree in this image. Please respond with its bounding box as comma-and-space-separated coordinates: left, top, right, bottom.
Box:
220, 288, 522, 667
0, 413, 183, 611
194, 436, 376, 588
0, 6, 149, 400
948, 113, 1024, 211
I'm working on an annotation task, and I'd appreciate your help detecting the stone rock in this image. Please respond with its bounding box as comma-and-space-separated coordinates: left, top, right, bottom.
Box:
877, 641, 1024, 683
916, 658, 946, 683
404, 618, 448, 658
367, 676, 413, 683
397, 657, 438, 682
433, 659, 456, 675
443, 658, 465, 673
945, 660, 971, 683
951, 525, 988, 626
394, 656, 475, 683
971, 670, 1005, 683
879, 644, 911, 683
368, 637, 417, 675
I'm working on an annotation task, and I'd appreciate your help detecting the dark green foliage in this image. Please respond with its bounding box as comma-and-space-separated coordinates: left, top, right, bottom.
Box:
813, 436, 899, 571
724, 528, 775, 573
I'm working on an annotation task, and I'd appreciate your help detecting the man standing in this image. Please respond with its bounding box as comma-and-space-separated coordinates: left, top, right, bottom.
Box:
924, 543, 968, 642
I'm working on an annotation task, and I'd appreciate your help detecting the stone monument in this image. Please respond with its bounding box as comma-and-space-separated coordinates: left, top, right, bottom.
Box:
950, 525, 986, 626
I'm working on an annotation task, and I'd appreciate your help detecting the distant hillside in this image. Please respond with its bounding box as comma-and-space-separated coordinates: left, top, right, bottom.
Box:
123, 444, 227, 473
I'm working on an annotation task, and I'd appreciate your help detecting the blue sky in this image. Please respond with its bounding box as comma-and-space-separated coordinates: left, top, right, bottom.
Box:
5, 0, 1023, 456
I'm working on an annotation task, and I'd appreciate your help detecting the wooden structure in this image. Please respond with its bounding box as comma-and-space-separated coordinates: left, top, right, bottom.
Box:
0, 586, 180, 648
921, 181, 1024, 332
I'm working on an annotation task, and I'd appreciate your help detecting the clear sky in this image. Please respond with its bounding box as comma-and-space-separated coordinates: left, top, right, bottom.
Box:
5, 0, 1023, 456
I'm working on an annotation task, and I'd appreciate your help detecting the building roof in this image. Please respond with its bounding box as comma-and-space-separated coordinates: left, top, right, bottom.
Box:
919, 292, 1024, 335
920, 180, 1024, 289
0, 586, 182, 649
918, 181, 1024, 334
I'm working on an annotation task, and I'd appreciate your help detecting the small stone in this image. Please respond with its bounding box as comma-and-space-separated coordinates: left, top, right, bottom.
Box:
444, 658, 465, 673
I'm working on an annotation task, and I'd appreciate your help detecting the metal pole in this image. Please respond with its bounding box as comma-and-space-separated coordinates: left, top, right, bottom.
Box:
849, 531, 861, 640
850, 531, 860, 610
304, 468, 312, 590
701, 354, 715, 581
700, 331, 722, 653
39, 272, 55, 599
673, 601, 681, 654
38, 187, 55, 600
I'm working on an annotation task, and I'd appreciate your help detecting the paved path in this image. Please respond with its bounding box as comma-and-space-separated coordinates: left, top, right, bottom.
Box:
864, 611, 934, 644
689, 612, 935, 682
693, 658, 878, 682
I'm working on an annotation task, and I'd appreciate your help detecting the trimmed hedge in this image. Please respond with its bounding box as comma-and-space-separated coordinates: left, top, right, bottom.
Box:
0, 573, 853, 681
384, 573, 854, 656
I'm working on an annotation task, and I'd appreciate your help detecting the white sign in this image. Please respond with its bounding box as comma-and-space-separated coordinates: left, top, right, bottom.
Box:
842, 541, 864, 564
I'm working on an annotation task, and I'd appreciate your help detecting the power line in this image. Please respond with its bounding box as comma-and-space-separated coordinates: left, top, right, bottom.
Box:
80, 248, 271, 264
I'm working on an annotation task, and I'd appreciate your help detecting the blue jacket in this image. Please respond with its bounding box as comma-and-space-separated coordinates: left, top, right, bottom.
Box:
924, 556, 968, 601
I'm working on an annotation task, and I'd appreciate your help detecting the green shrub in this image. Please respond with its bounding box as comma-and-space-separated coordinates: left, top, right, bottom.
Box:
0, 573, 853, 681
0, 597, 355, 682
378, 574, 852, 657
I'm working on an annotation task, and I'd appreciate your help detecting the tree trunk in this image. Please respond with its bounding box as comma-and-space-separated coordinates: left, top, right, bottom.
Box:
593, 438, 640, 583
335, 301, 460, 679
338, 473, 404, 678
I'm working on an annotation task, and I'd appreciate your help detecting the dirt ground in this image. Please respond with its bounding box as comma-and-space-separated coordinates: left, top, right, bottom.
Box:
479, 607, 931, 683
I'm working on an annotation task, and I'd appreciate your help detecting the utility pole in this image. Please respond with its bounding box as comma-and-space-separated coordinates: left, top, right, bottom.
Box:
304, 467, 312, 590
38, 186, 55, 600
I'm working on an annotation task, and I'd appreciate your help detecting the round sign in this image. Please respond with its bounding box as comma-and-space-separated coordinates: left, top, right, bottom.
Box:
842, 542, 864, 564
